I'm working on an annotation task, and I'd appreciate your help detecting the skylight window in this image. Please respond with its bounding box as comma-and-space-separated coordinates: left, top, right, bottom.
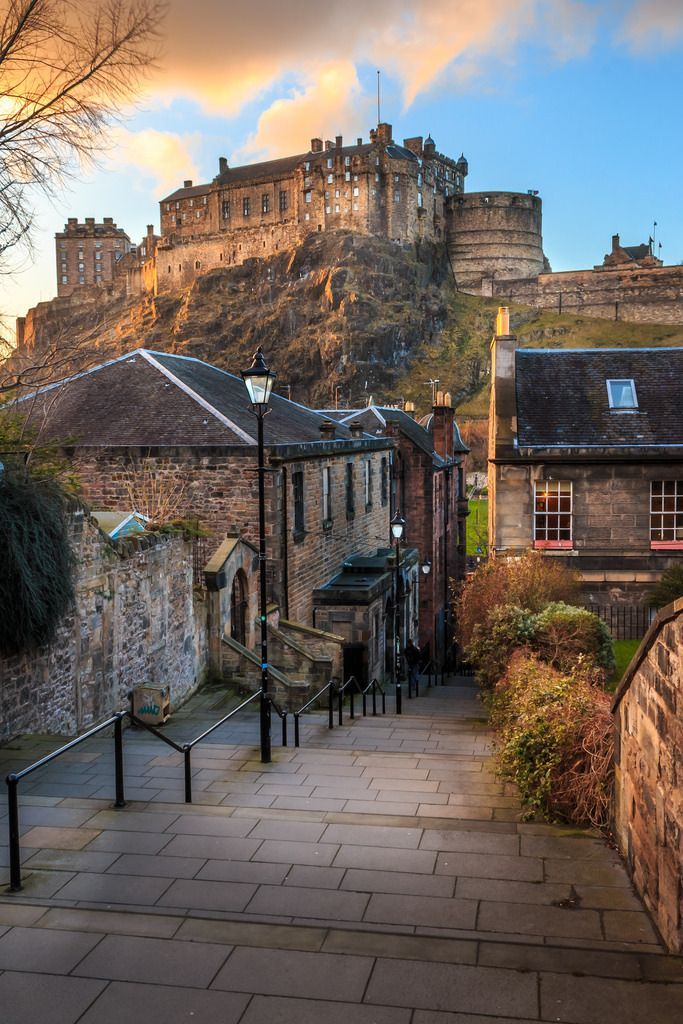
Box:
607, 379, 638, 410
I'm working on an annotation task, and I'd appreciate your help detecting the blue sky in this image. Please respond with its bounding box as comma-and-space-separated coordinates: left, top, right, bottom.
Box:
4, 0, 683, 325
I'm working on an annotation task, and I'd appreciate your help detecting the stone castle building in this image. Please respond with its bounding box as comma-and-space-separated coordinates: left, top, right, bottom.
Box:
44, 121, 683, 327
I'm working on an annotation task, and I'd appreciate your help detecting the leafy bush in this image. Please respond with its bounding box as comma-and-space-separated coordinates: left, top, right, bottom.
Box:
457, 551, 580, 649
0, 472, 75, 655
648, 564, 683, 609
490, 653, 614, 829
532, 602, 615, 674
467, 604, 536, 688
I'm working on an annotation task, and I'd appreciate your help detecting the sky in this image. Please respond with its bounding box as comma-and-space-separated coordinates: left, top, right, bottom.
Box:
4, 0, 683, 325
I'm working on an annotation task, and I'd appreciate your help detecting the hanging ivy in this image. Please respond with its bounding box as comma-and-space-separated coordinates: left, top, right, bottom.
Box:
0, 470, 75, 656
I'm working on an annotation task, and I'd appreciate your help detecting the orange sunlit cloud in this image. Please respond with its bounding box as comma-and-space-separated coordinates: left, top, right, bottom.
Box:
141, 0, 599, 158
618, 0, 683, 48
111, 128, 201, 196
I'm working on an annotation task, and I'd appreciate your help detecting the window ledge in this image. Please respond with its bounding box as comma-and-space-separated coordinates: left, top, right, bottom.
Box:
651, 541, 683, 550
534, 540, 573, 550
322, 519, 333, 532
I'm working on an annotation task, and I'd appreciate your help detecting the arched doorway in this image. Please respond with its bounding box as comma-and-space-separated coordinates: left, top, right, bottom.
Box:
230, 570, 248, 646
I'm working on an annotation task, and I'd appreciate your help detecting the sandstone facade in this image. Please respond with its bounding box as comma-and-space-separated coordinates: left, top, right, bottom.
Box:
612, 598, 683, 954
0, 511, 204, 743
55, 217, 132, 297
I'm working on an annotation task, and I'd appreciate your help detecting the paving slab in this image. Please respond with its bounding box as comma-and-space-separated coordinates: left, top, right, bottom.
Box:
0, 971, 107, 1024
74, 933, 232, 987
211, 946, 373, 1001
0, 925, 102, 973
77, 981, 250, 1024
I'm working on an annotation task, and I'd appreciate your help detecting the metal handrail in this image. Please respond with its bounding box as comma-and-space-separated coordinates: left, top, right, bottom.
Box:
5, 686, 289, 892
337, 675, 364, 723
293, 678, 338, 747
361, 677, 386, 716
4, 712, 127, 892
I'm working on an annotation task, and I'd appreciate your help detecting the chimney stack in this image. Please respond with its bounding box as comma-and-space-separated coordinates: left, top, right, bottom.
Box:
183, 179, 193, 188
218, 157, 228, 174
432, 391, 454, 459
335, 135, 343, 150
349, 420, 364, 439
311, 137, 323, 152
319, 420, 336, 441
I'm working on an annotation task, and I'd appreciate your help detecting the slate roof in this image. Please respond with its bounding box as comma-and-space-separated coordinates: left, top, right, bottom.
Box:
161, 183, 211, 203
316, 406, 467, 463
516, 347, 683, 448
17, 349, 356, 448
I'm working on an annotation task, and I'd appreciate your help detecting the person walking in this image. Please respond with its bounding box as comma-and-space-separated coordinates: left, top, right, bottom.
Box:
404, 638, 422, 695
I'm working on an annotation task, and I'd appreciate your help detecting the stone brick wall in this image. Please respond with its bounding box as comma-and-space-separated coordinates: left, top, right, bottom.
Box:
612, 598, 683, 953
71, 441, 392, 627
489, 459, 683, 601
491, 264, 683, 326
0, 510, 204, 743
447, 193, 545, 287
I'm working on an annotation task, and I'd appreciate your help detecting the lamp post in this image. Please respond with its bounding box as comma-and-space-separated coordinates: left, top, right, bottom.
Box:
241, 346, 276, 763
391, 510, 405, 715
420, 557, 431, 657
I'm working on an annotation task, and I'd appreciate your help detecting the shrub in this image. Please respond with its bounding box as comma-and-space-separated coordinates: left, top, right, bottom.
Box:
490, 653, 613, 829
531, 602, 615, 674
457, 551, 580, 649
0, 472, 75, 655
649, 564, 683, 609
467, 604, 536, 689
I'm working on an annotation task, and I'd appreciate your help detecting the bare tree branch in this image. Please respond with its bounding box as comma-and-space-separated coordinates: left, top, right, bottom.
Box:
0, 0, 166, 271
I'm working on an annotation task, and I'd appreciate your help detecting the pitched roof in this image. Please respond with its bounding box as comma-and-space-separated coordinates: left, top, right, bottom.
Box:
315, 405, 467, 463
16, 349, 356, 448
161, 183, 211, 203
516, 347, 683, 448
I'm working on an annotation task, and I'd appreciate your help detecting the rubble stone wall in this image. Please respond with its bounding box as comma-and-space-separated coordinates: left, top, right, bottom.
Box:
0, 510, 204, 742
612, 599, 683, 953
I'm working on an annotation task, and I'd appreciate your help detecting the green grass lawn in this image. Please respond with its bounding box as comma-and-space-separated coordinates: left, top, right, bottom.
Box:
607, 639, 641, 690
467, 498, 488, 556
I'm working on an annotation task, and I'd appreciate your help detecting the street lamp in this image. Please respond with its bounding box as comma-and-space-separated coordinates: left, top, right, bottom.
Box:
241, 346, 276, 763
421, 559, 431, 576
391, 510, 405, 715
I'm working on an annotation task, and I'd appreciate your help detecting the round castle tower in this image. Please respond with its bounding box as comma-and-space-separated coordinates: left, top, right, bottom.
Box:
446, 191, 546, 290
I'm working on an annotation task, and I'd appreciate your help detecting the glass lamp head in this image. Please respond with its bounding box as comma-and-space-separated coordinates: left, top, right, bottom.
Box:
241, 347, 276, 407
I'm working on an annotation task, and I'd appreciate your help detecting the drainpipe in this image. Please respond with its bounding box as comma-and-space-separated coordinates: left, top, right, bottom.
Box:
280, 466, 290, 618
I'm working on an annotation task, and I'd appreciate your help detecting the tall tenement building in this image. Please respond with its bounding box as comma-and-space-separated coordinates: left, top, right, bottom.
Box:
55, 217, 132, 297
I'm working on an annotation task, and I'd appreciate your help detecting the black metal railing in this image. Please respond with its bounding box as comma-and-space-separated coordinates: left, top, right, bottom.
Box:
5, 690, 288, 892
586, 603, 654, 641
5, 712, 127, 893
293, 674, 387, 747
361, 677, 386, 717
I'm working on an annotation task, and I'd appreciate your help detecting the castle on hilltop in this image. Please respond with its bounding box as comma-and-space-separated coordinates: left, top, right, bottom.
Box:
153, 122, 547, 295
29, 120, 682, 343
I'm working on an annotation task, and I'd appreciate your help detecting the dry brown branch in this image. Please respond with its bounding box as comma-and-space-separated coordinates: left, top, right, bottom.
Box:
121, 456, 187, 522
0, 0, 166, 270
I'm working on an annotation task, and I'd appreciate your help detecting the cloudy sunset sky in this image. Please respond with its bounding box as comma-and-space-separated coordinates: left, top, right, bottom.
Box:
4, 0, 683, 323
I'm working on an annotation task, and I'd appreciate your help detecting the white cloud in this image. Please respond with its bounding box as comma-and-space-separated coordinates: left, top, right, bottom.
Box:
617, 0, 683, 49
111, 128, 201, 196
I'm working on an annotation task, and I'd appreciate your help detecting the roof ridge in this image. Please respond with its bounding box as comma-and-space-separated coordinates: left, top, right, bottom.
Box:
139, 351, 256, 444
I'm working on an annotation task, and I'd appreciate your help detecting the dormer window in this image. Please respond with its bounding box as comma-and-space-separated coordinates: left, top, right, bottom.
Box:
607, 379, 638, 409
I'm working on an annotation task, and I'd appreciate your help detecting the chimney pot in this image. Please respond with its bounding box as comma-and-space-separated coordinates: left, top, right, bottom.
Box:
495, 306, 510, 337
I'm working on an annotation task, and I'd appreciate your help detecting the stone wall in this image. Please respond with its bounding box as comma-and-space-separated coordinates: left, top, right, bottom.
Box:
447, 192, 545, 287
612, 598, 683, 953
71, 441, 392, 627
490, 264, 683, 326
0, 510, 205, 743
489, 459, 682, 602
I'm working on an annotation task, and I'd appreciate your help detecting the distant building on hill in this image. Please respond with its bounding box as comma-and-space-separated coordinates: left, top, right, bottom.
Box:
55, 217, 132, 296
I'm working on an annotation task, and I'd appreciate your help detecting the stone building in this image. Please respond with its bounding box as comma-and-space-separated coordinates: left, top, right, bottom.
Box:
155, 123, 469, 294
318, 398, 469, 666
19, 349, 422, 693
55, 217, 132, 296
488, 307, 683, 605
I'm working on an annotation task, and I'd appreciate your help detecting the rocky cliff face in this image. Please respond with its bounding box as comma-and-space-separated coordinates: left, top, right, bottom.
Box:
13, 231, 456, 408
8, 229, 683, 413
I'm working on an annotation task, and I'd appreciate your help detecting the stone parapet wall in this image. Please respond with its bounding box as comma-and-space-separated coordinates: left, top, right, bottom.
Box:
490, 264, 683, 325
0, 510, 204, 743
612, 598, 683, 953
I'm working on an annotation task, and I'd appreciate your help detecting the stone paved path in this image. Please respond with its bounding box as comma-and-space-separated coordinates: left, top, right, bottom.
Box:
1, 677, 682, 1023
